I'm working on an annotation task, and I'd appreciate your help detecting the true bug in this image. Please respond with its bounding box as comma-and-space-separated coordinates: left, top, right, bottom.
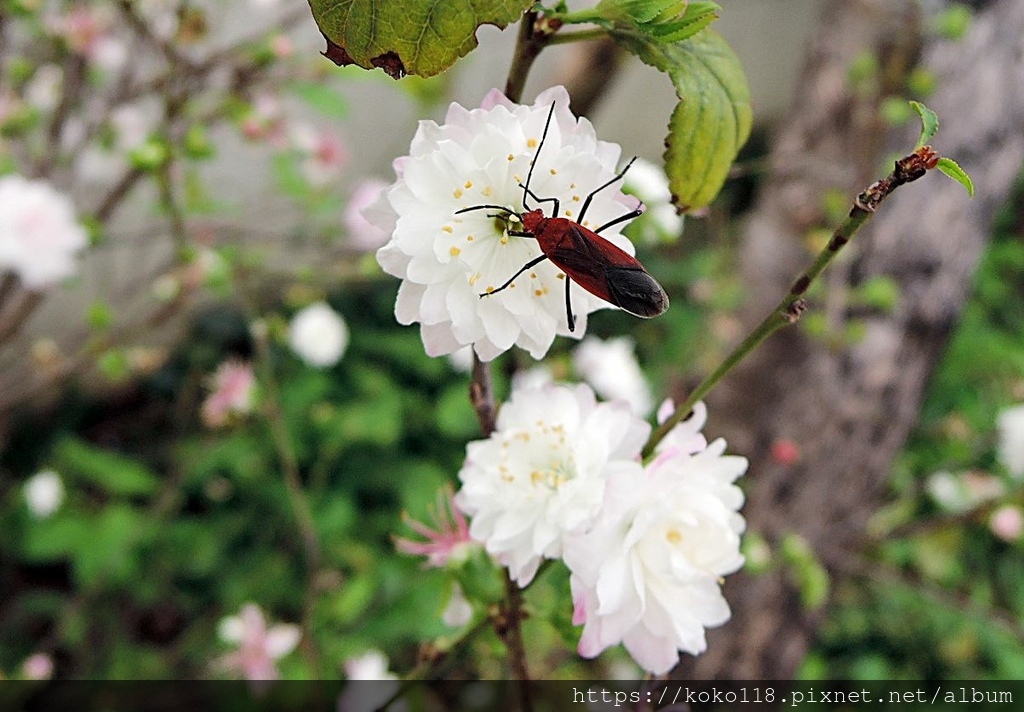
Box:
454, 102, 669, 332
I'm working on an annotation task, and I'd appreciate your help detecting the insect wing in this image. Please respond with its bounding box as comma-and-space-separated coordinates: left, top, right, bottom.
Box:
547, 224, 669, 318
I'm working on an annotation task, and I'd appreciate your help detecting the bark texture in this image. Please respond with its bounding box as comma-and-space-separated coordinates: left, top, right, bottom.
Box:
676, 0, 1024, 679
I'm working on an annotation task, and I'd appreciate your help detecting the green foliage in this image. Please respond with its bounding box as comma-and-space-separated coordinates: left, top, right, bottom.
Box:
594, 0, 720, 43
937, 156, 975, 197
308, 0, 534, 78
910, 100, 939, 147
810, 173, 1024, 681
609, 28, 752, 211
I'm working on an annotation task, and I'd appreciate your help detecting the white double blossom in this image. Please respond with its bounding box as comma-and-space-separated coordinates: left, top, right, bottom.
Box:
455, 382, 649, 586
564, 402, 747, 675
372, 85, 641, 361
0, 175, 88, 288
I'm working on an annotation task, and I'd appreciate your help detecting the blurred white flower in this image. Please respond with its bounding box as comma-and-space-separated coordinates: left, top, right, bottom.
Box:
441, 583, 474, 628
24, 65, 63, 112
510, 364, 554, 392
24, 470, 64, 518
201, 360, 256, 428
339, 650, 402, 712
288, 301, 349, 367
346, 179, 391, 251
20, 652, 54, 680
0, 175, 88, 288
926, 470, 1005, 513
996, 403, 1024, 479
989, 504, 1023, 542
564, 402, 747, 675
622, 157, 683, 243
217, 603, 301, 681
447, 345, 475, 373
573, 335, 653, 416
455, 382, 649, 586
373, 85, 641, 361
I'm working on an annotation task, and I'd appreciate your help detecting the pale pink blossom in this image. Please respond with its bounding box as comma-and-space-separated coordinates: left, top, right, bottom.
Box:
346, 179, 391, 251
395, 486, 477, 567
217, 603, 301, 681
21, 653, 54, 680
989, 505, 1023, 542
289, 123, 347, 188
201, 360, 256, 427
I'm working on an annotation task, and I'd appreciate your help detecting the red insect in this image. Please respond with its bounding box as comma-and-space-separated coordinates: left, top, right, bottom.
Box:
455, 102, 669, 332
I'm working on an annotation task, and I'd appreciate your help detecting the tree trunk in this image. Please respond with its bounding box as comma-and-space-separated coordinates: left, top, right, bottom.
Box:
677, 0, 1024, 679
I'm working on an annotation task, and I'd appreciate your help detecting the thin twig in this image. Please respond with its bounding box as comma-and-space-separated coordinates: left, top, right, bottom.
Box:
642, 145, 941, 458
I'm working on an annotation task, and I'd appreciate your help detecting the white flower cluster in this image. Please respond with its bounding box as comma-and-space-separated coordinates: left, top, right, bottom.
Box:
455, 384, 746, 674
370, 86, 642, 361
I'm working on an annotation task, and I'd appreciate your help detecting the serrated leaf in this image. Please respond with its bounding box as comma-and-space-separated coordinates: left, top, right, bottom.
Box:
936, 156, 975, 197
613, 28, 751, 211
596, 0, 720, 44
910, 100, 939, 146
308, 0, 533, 79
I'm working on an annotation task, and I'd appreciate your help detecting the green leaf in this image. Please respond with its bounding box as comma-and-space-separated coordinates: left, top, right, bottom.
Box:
52, 436, 160, 497
308, 0, 534, 79
910, 100, 938, 147
612, 28, 752, 211
936, 156, 975, 197
595, 0, 721, 43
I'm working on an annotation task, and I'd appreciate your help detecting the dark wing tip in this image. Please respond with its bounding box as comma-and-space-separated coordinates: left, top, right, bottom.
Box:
605, 267, 669, 318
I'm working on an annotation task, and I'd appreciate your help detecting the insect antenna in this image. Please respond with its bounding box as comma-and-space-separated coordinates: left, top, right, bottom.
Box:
521, 102, 557, 212
454, 204, 517, 216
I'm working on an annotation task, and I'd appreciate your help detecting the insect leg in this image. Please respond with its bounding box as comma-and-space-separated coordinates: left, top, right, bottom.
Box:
577, 156, 638, 224
564, 274, 575, 332
482, 254, 548, 298
594, 206, 644, 234
520, 184, 560, 217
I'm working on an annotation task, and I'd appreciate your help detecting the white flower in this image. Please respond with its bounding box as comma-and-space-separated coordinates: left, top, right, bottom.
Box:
573, 336, 653, 416
0, 175, 87, 288
288, 301, 349, 367
24, 470, 64, 518
217, 603, 301, 681
926, 470, 1004, 513
622, 157, 684, 243
996, 403, 1024, 479
455, 382, 649, 586
339, 650, 402, 712
563, 402, 747, 675
373, 85, 642, 361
